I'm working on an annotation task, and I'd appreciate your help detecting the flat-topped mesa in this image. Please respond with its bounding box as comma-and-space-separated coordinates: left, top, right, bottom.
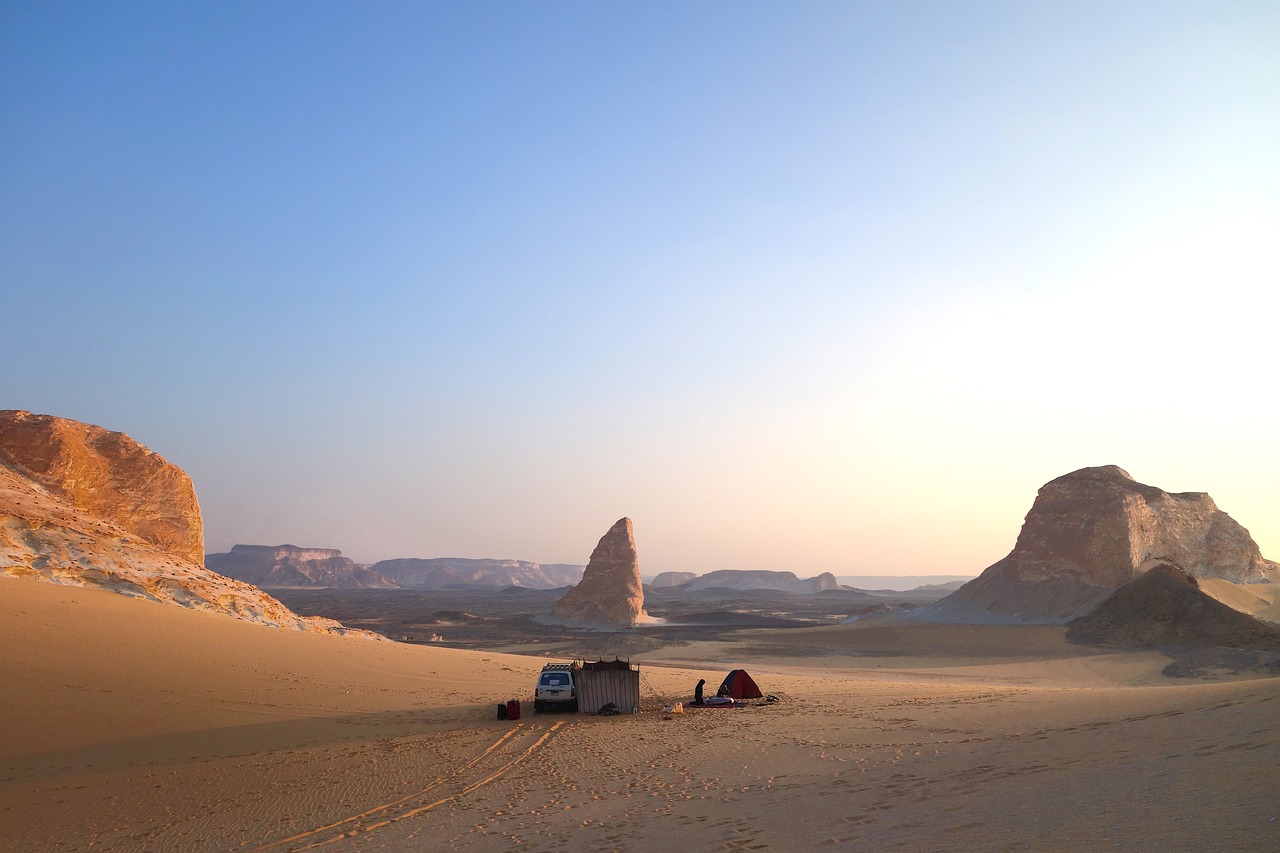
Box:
0, 409, 203, 563
233, 544, 345, 561
553, 517, 648, 627
915, 465, 1274, 625
206, 544, 397, 589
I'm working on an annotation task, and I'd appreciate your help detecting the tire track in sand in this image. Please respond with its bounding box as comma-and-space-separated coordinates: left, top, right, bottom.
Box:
253, 721, 567, 851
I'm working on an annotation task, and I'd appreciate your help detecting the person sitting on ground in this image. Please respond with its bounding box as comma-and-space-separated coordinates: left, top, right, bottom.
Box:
717, 682, 730, 697
693, 679, 705, 705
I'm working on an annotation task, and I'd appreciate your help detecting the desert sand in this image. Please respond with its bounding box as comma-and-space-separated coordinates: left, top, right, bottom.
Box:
3, 578, 1278, 852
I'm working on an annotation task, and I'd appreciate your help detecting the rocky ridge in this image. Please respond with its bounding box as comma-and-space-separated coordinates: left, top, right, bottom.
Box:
915, 466, 1276, 625
677, 569, 840, 594
649, 571, 697, 588
0, 411, 374, 636
207, 544, 397, 589
553, 517, 648, 628
373, 557, 583, 590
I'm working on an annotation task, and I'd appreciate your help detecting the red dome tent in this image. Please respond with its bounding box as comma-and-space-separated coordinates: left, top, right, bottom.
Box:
717, 669, 762, 700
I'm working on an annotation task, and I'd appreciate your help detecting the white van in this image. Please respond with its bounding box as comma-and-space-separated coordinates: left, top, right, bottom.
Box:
533, 663, 578, 712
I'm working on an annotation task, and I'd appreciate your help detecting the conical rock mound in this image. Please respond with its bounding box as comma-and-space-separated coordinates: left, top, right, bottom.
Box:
1067, 563, 1280, 650
553, 517, 648, 628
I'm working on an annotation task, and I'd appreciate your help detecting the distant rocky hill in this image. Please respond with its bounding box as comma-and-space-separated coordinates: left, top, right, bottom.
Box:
649, 571, 697, 588
372, 557, 582, 590
0, 410, 374, 636
837, 575, 975, 592
905, 580, 969, 593
677, 569, 839, 594
915, 466, 1277, 625
207, 544, 397, 589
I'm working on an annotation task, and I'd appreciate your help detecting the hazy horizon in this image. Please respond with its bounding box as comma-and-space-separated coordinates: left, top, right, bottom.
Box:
5, 3, 1277, 578
199, 542, 975, 588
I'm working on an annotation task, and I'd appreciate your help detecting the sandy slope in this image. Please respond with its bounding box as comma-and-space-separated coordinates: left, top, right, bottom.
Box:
1201, 577, 1280, 623
3, 578, 1279, 852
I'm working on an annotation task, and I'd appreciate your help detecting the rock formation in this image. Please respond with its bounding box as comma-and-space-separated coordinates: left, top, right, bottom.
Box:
207, 544, 397, 589
915, 466, 1275, 625
374, 557, 583, 590
0, 410, 203, 563
553, 517, 647, 627
1066, 563, 1280, 650
0, 411, 374, 636
649, 571, 698, 588
905, 580, 969, 593
679, 569, 840, 594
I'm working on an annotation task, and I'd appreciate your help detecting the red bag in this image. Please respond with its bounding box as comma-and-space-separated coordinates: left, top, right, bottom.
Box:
506, 698, 521, 721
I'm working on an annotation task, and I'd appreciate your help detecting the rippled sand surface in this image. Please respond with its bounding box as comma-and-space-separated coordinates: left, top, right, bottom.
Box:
3, 580, 1278, 851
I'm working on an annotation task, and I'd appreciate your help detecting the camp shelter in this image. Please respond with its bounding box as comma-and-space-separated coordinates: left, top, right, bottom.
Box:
717, 669, 762, 700
576, 658, 640, 714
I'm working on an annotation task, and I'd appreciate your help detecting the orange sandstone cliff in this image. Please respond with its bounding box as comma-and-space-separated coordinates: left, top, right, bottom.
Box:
0, 410, 373, 635
0, 410, 203, 563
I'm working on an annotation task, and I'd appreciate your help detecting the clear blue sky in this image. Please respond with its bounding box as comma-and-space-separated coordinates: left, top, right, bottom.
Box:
4, 2, 1278, 574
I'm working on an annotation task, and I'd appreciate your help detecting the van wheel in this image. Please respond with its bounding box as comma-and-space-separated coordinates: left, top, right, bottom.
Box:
533, 699, 545, 713
569, 700, 578, 713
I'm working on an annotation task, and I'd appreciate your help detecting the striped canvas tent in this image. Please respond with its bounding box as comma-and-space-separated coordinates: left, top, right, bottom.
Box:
575, 658, 640, 714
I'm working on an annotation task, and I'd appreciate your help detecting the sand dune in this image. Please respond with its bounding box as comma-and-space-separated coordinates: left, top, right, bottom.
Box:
3, 578, 1279, 851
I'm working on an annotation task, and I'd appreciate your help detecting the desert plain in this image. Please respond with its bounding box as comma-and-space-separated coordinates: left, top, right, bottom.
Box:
3, 578, 1278, 852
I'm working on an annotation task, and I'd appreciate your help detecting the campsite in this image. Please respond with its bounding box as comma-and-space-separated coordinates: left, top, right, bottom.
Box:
5, 580, 1279, 851
11, 0, 1280, 848
527, 660, 764, 718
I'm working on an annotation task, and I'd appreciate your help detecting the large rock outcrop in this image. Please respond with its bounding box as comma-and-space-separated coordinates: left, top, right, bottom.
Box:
207, 544, 397, 589
553, 517, 648, 627
373, 557, 583, 590
0, 411, 374, 635
915, 466, 1275, 625
0, 410, 203, 563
